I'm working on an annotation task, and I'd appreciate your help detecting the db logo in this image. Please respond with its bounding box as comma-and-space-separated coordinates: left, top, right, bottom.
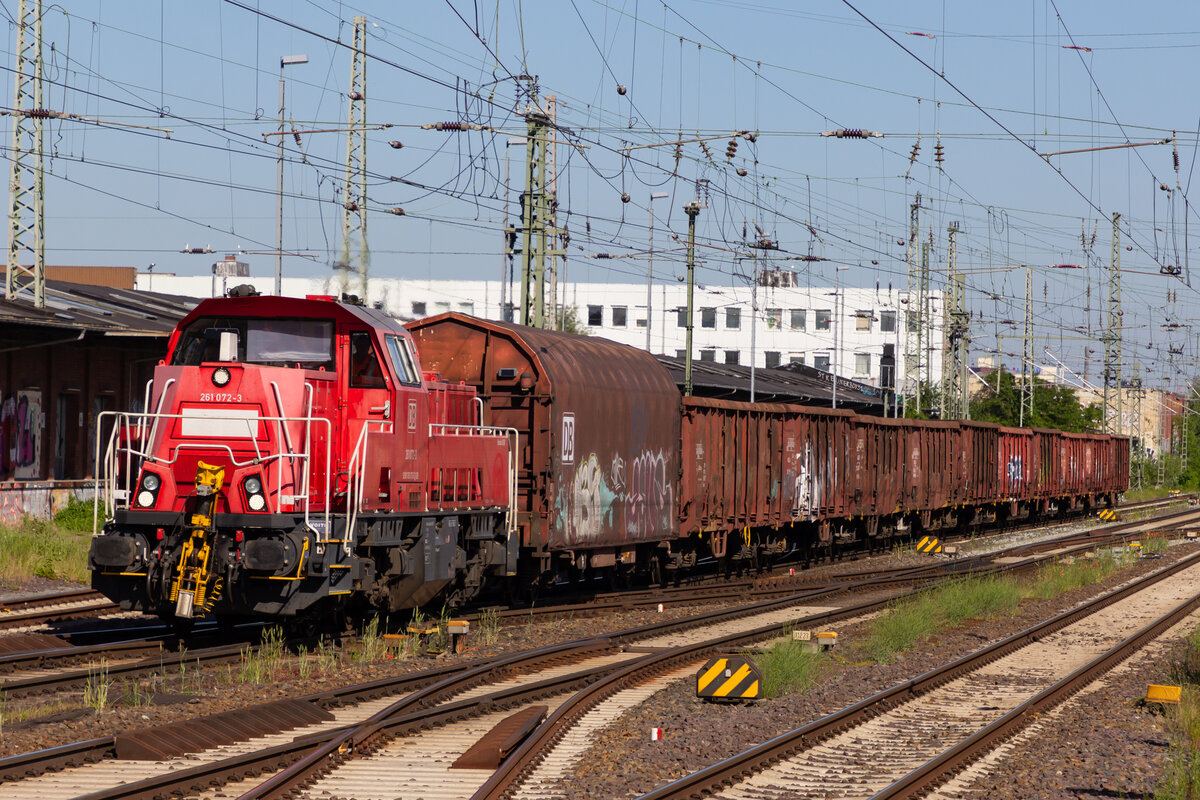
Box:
561, 413, 575, 464
408, 400, 418, 432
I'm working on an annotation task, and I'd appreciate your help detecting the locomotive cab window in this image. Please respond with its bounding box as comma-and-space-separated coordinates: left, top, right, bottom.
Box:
385, 334, 422, 385
349, 332, 387, 388
171, 317, 333, 369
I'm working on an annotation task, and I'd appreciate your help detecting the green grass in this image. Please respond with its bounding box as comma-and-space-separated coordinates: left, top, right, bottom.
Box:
1143, 532, 1172, 555
1121, 487, 1177, 504
867, 576, 1022, 663
756, 639, 828, 697
1155, 631, 1200, 798
866, 563, 1103, 664
239, 626, 287, 684
0, 519, 92, 584
83, 659, 111, 712
52, 498, 105, 533
1028, 549, 1130, 600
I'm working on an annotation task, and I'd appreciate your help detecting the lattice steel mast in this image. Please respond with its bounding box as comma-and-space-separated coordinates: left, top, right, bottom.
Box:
1103, 213, 1123, 434
1020, 265, 1034, 427
902, 194, 921, 415
941, 222, 970, 419
337, 16, 369, 300
5, 0, 45, 308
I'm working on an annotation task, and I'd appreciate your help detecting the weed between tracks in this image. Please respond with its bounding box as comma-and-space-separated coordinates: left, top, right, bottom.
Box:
866, 547, 1136, 665
83, 660, 111, 712
756, 638, 828, 698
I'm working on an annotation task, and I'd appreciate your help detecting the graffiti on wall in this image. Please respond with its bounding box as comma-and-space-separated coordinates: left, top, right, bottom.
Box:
788, 442, 822, 520
1005, 455, 1024, 485
0, 484, 96, 525
555, 447, 675, 545
0, 391, 43, 479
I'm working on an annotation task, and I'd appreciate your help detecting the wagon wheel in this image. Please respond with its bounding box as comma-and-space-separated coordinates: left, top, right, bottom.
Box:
649, 553, 666, 588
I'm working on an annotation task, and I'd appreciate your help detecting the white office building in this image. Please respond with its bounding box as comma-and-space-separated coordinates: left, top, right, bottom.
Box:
139, 269, 943, 392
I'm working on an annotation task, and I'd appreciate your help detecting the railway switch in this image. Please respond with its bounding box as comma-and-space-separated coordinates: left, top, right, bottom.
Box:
697, 655, 762, 702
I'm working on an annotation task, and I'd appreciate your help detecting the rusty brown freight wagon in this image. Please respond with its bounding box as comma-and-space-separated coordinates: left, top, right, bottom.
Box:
407, 313, 682, 579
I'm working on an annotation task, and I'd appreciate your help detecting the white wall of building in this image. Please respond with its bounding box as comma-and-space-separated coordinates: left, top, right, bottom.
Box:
140, 271, 943, 390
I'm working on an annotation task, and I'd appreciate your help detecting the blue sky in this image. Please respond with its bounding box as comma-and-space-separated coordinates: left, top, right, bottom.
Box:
9, 0, 1200, 389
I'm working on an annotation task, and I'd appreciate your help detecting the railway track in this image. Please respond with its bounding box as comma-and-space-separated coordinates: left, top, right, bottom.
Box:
0, 590, 124, 632
0, 499, 1188, 710
0, 500, 1191, 799
635, 543, 1200, 799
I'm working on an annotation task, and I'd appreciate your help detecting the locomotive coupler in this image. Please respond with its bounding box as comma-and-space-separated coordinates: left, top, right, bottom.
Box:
169, 462, 226, 619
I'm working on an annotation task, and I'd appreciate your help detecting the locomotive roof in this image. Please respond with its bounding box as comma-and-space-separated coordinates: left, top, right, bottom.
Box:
177, 294, 404, 332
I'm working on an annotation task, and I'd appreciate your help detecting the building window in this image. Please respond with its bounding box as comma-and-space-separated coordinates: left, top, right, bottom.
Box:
676, 349, 687, 359
815, 309, 831, 330
855, 311, 871, 331
434, 301, 451, 314
790, 309, 805, 330
458, 302, 475, 315
814, 354, 831, 371
879, 310, 896, 332
724, 350, 740, 365
587, 305, 603, 326
855, 353, 870, 375
907, 309, 920, 333
636, 316, 647, 328
765, 351, 781, 368
677, 308, 688, 327
700, 349, 717, 362
789, 353, 806, 366
612, 306, 628, 327
701, 308, 716, 328
766, 308, 782, 329
411, 301, 427, 317
726, 308, 741, 329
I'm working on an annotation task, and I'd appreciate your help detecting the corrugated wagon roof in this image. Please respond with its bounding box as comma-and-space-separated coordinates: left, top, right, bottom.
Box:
655, 355, 886, 413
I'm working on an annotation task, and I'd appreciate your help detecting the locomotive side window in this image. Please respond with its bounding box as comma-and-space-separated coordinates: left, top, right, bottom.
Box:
385, 334, 421, 385
349, 332, 387, 388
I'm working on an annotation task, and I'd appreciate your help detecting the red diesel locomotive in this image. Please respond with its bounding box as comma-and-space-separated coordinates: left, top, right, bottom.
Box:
89, 293, 516, 623
89, 297, 1129, 625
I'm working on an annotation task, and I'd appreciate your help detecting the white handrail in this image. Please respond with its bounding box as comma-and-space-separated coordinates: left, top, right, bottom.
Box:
93, 408, 333, 541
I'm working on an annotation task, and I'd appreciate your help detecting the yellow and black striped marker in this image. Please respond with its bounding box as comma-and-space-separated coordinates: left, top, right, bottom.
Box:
696, 655, 761, 702
916, 536, 941, 554
1098, 508, 1119, 521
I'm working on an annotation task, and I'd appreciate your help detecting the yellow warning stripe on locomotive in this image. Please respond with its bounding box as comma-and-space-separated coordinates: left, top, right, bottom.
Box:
697, 656, 761, 701
916, 536, 941, 553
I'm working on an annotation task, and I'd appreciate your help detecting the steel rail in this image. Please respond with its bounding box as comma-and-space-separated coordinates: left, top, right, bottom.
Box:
633, 548, 1200, 800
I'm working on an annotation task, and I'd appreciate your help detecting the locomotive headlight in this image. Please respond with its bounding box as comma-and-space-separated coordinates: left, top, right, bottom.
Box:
136, 471, 162, 507
242, 473, 267, 512
212, 367, 231, 387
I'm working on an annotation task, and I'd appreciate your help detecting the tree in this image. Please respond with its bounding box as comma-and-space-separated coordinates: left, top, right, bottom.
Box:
557, 305, 589, 335
968, 368, 1102, 432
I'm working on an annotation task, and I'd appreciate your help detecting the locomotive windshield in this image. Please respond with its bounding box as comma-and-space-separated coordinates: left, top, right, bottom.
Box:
172, 317, 334, 369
